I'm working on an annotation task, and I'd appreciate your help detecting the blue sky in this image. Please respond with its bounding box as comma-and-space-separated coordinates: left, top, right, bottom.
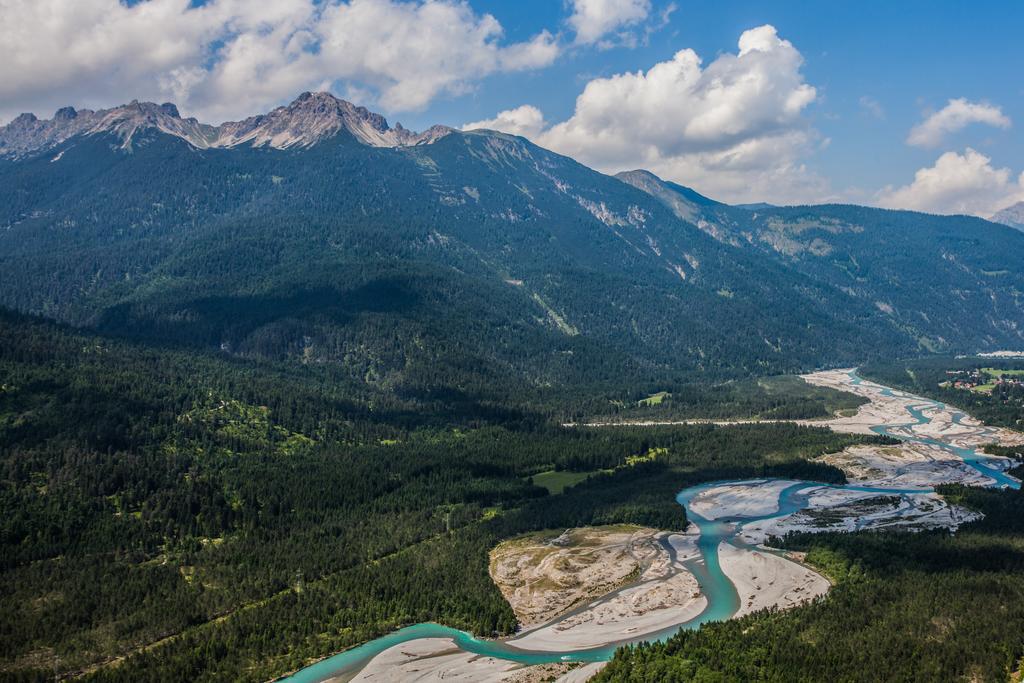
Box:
423, 0, 1024, 208
3, 0, 1022, 213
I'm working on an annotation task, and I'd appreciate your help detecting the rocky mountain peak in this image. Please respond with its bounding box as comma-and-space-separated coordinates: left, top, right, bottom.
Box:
0, 91, 452, 158
159, 103, 180, 118
0, 100, 212, 157
9, 112, 39, 127
54, 106, 78, 121
291, 90, 386, 127
215, 91, 446, 149
413, 124, 454, 145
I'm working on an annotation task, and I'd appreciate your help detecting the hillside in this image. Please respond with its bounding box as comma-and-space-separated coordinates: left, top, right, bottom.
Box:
0, 307, 873, 680
618, 170, 1024, 352
3, 91, 1024, 683
1, 93, 1022, 397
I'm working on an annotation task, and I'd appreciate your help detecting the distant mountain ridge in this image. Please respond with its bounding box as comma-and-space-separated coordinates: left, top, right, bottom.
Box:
620, 171, 1024, 352
991, 202, 1024, 231
1, 91, 1022, 390
0, 91, 451, 158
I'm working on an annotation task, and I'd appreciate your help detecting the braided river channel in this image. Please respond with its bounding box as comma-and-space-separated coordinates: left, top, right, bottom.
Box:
283, 370, 1021, 682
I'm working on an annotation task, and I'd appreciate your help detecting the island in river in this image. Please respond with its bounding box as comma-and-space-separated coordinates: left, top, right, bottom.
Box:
281, 369, 1023, 683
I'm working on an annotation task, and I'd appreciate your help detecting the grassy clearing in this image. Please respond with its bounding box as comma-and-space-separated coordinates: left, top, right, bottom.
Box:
532, 447, 672, 494
973, 367, 1024, 393
638, 391, 671, 407
983, 367, 1024, 378
625, 447, 668, 467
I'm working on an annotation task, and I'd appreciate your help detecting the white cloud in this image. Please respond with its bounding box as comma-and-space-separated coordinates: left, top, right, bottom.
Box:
0, 0, 560, 122
567, 0, 651, 47
859, 95, 885, 120
907, 98, 1011, 148
467, 25, 827, 204
462, 105, 547, 138
539, 24, 825, 203
876, 148, 1024, 216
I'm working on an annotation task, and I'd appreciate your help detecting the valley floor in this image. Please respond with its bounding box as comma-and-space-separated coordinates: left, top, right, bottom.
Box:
316, 369, 1023, 682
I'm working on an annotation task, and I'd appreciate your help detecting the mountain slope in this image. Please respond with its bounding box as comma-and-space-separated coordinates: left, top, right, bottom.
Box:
991, 201, 1024, 231
1, 93, 1021, 394
619, 171, 1024, 351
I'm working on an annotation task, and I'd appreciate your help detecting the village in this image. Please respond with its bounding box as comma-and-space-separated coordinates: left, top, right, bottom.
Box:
941, 367, 1024, 394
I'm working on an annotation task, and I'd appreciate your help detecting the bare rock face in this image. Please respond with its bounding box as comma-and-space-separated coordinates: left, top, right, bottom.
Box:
214, 91, 449, 149
0, 92, 451, 158
0, 100, 215, 157
991, 201, 1024, 231
54, 106, 78, 121
1, 110, 85, 156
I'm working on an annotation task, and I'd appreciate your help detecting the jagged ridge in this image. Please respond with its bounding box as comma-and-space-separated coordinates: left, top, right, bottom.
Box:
0, 91, 451, 158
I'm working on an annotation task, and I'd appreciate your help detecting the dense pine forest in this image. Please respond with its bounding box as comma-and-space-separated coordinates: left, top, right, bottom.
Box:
0, 309, 878, 681
0, 130, 912, 387
4, 118, 1024, 397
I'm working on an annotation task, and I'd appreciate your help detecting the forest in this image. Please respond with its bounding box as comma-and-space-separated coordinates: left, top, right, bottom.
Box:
7, 125, 1019, 399
2, 85, 1024, 683
0, 308, 878, 681
1, 129, 1022, 679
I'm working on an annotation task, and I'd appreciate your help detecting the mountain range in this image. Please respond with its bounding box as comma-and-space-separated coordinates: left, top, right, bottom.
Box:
992, 202, 1024, 231
0, 92, 449, 157
2, 91, 1023, 396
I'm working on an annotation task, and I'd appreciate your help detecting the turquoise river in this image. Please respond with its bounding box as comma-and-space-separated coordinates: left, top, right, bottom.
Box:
282, 371, 1020, 682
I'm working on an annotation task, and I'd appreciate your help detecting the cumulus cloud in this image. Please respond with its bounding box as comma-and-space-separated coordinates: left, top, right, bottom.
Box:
859, 96, 885, 120
0, 0, 560, 122
907, 98, 1011, 148
567, 0, 651, 47
876, 148, 1024, 216
462, 105, 547, 138
467, 25, 827, 204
